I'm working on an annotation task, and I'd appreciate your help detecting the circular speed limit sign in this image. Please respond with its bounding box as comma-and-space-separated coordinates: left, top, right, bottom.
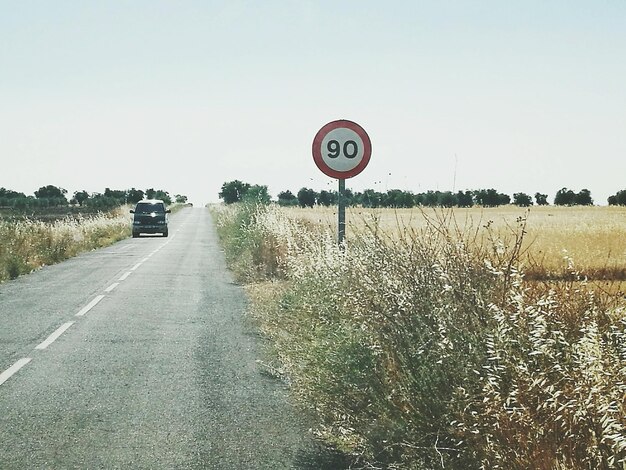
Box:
312, 120, 372, 179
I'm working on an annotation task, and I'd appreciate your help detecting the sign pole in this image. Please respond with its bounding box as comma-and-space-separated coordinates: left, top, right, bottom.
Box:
338, 178, 346, 246
311, 119, 371, 249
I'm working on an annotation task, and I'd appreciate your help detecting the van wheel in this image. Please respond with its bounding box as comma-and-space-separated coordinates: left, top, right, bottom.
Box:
132, 232, 139, 238
163, 230, 168, 238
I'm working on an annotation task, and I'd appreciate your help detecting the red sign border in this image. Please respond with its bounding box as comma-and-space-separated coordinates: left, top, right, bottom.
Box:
312, 119, 372, 179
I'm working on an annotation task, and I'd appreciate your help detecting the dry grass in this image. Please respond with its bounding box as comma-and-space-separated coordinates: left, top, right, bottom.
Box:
213, 202, 626, 469
0, 207, 131, 282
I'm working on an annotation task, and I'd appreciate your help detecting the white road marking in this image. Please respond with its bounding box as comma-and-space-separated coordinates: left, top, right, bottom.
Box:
104, 282, 119, 293
35, 322, 75, 350
118, 244, 133, 251
119, 271, 132, 281
141, 257, 149, 263
130, 262, 143, 271
75, 295, 105, 317
0, 358, 32, 386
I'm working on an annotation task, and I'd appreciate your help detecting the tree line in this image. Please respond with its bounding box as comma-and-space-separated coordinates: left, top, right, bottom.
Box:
0, 185, 187, 211
219, 180, 622, 208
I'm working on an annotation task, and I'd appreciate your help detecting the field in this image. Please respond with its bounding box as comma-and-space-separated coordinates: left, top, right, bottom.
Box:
213, 202, 626, 470
286, 205, 626, 285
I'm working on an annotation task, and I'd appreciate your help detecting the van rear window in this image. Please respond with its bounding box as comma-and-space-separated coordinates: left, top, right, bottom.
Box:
135, 203, 165, 213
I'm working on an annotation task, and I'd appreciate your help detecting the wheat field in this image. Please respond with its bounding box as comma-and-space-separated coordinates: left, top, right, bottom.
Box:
285, 205, 626, 283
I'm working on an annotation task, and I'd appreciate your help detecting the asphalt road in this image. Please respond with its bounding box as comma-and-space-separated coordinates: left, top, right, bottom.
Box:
0, 207, 339, 469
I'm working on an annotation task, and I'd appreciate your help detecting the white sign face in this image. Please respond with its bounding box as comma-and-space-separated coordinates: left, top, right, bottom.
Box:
320, 127, 365, 173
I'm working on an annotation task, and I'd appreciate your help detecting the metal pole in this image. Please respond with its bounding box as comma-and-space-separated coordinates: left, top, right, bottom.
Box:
338, 178, 346, 247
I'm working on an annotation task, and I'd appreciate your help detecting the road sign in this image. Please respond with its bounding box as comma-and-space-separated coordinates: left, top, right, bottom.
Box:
312, 119, 372, 179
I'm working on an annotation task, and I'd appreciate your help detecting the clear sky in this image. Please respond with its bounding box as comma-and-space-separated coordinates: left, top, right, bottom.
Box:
1, 1, 625, 205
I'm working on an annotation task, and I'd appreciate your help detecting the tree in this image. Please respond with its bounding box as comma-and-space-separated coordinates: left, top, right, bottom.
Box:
456, 190, 474, 208
361, 189, 383, 208
498, 193, 511, 205
13, 198, 29, 210
554, 188, 576, 206
175, 194, 188, 204
127, 188, 145, 204
34, 185, 67, 204
553, 188, 592, 206
574, 189, 593, 206
277, 190, 298, 206
0, 188, 26, 200
243, 185, 270, 204
513, 193, 533, 207
317, 190, 336, 207
422, 191, 440, 207
341, 188, 356, 206
219, 180, 250, 204
439, 191, 457, 208
83, 193, 118, 210
535, 193, 549, 206
380, 190, 414, 208
153, 190, 172, 205
608, 190, 626, 206
297, 187, 317, 208
104, 188, 127, 201
474, 189, 496, 207
73, 190, 90, 206
472, 189, 510, 207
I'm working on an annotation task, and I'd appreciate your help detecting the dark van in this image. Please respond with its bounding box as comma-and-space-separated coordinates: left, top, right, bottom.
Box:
130, 199, 171, 238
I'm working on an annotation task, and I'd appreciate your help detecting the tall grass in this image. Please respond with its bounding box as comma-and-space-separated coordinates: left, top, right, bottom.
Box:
213, 203, 626, 469
0, 207, 130, 282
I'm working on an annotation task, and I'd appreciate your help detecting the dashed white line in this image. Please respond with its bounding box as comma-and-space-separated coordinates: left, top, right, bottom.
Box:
75, 295, 105, 317
0, 241, 157, 387
35, 322, 75, 350
0, 358, 32, 386
104, 282, 119, 293
130, 262, 143, 271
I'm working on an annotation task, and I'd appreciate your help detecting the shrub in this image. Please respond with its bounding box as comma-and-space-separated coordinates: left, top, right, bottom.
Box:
211, 202, 294, 282
463, 276, 626, 469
